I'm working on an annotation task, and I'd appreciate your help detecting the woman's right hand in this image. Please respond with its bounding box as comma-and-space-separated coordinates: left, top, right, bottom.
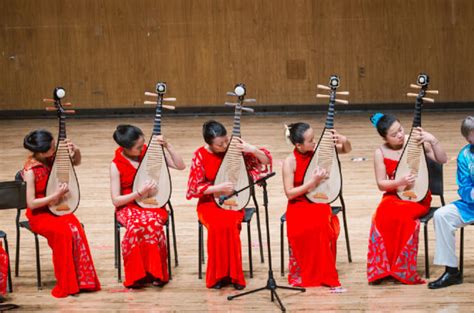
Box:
216, 182, 234, 195
397, 173, 416, 188
138, 180, 158, 196
52, 183, 69, 203
308, 167, 328, 189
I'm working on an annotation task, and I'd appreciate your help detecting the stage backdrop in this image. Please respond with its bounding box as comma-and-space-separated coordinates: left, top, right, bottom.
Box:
0, 0, 473, 111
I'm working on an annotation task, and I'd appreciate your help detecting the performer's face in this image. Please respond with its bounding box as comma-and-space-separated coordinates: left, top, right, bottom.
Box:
209, 135, 229, 153
124, 136, 145, 158
296, 128, 316, 153
385, 121, 405, 148
37, 139, 56, 159
466, 130, 474, 145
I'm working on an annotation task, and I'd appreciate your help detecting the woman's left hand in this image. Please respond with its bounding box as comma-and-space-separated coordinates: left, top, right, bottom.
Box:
235, 137, 257, 153
64, 139, 78, 158
156, 135, 169, 148
415, 127, 438, 145
331, 129, 348, 145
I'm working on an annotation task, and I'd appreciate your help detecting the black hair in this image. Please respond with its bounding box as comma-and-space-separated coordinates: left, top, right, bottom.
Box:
287, 122, 310, 145
370, 113, 399, 138
202, 120, 227, 145
113, 124, 144, 149
23, 129, 54, 153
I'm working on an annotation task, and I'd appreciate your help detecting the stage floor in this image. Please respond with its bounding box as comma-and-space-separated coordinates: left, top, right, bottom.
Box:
0, 111, 472, 312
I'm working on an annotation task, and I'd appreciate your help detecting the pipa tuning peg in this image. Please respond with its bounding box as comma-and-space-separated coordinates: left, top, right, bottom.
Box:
317, 84, 331, 91
241, 106, 254, 113
145, 91, 158, 97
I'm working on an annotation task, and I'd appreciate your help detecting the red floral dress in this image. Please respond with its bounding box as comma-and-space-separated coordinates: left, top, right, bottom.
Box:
23, 158, 101, 298
113, 146, 169, 287
0, 242, 8, 295
367, 155, 431, 284
286, 149, 341, 287
187, 146, 272, 288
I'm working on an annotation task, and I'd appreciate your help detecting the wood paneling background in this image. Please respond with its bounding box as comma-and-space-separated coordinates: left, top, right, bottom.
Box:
0, 0, 473, 110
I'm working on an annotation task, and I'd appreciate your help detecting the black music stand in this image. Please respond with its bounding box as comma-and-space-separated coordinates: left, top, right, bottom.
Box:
226, 173, 305, 312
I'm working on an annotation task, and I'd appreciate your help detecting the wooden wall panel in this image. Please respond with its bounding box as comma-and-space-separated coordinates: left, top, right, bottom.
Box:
0, 0, 473, 110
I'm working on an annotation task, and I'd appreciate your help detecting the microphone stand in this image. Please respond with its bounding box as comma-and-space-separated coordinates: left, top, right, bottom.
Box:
226, 173, 305, 312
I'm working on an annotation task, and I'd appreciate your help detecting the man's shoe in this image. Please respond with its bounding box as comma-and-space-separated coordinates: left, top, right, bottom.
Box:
428, 271, 462, 289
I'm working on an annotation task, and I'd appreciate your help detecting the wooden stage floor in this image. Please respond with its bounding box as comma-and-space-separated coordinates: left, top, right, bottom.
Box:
0, 112, 472, 312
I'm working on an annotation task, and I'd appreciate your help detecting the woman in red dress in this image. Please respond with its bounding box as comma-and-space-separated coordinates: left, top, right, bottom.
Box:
0, 242, 8, 299
282, 122, 351, 290
367, 113, 447, 284
22, 129, 101, 298
187, 120, 272, 290
110, 124, 185, 288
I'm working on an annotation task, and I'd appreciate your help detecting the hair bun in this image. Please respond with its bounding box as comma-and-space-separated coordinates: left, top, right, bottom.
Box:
370, 113, 384, 128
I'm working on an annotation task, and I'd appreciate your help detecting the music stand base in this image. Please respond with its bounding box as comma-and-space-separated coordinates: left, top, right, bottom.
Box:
227, 271, 305, 312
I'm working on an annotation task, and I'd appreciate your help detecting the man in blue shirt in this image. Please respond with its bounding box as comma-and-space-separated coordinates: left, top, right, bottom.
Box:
429, 116, 474, 289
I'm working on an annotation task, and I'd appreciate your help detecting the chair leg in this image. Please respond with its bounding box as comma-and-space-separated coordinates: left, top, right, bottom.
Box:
251, 189, 264, 263
280, 221, 284, 277
117, 227, 122, 283
340, 198, 352, 263
198, 222, 203, 280
166, 224, 172, 280
424, 223, 430, 278
168, 203, 179, 267
15, 224, 20, 277
34, 234, 42, 290
114, 215, 118, 269
3, 236, 12, 293
460, 227, 464, 278
247, 221, 253, 278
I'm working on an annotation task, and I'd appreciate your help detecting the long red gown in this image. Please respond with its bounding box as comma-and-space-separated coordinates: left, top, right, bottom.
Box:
187, 146, 271, 288
0, 243, 7, 296
286, 149, 341, 287
23, 158, 101, 298
367, 156, 430, 284
113, 146, 169, 287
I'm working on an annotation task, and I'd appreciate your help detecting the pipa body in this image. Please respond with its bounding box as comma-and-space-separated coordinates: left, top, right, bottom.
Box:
46, 90, 80, 216
132, 92, 172, 208
303, 86, 342, 204
394, 77, 430, 202
213, 96, 251, 211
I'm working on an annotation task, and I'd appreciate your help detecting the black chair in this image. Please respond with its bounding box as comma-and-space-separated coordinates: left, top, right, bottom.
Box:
12, 171, 44, 290
114, 202, 177, 283
198, 185, 264, 280
0, 181, 26, 292
419, 159, 446, 278
280, 193, 352, 277
459, 222, 473, 278
0, 180, 24, 293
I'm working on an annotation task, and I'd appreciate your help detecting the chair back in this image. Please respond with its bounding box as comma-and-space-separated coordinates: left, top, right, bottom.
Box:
427, 157, 445, 205
0, 180, 26, 210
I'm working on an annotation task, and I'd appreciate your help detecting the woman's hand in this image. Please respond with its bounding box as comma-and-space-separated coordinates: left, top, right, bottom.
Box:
156, 135, 169, 148
215, 182, 234, 195
397, 173, 416, 188
415, 127, 438, 146
308, 167, 328, 190
64, 139, 78, 158
235, 137, 257, 154
138, 180, 158, 197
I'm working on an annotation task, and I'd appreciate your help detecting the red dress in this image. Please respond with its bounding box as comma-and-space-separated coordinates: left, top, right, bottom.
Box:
113, 146, 169, 287
187, 146, 272, 288
0, 243, 7, 295
286, 149, 341, 287
367, 156, 431, 284
23, 158, 101, 298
